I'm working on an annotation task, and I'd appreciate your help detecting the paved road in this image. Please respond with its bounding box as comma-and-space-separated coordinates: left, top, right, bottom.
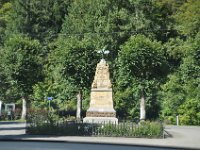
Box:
0, 122, 26, 137
0, 141, 179, 150
0, 122, 200, 149
163, 125, 200, 148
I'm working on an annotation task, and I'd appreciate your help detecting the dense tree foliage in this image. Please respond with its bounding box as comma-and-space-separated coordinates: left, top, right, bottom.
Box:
10, 0, 71, 43
0, 0, 12, 46
116, 35, 167, 119
0, 0, 199, 125
1, 34, 43, 119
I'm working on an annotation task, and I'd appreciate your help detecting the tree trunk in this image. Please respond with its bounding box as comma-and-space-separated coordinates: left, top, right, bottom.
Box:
21, 96, 27, 120
76, 90, 82, 121
0, 100, 2, 117
140, 89, 146, 121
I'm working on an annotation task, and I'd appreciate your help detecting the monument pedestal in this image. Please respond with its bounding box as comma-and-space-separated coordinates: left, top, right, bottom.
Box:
83, 117, 118, 124
83, 59, 118, 124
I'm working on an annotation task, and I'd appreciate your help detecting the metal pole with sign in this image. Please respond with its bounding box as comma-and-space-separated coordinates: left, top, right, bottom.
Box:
47, 97, 53, 113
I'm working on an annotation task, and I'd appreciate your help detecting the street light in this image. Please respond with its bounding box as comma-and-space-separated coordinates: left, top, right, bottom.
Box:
97, 46, 110, 59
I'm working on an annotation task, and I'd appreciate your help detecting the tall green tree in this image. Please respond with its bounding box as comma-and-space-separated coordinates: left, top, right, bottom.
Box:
10, 0, 71, 43
3, 0, 72, 113
0, 0, 12, 45
116, 34, 168, 120
1, 34, 43, 119
173, 0, 200, 37
159, 0, 200, 125
161, 33, 200, 125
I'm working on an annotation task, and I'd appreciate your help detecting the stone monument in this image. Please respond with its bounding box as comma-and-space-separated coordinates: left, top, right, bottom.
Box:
83, 59, 118, 124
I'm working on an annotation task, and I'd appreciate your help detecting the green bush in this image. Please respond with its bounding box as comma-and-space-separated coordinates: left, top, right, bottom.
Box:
163, 116, 176, 125
27, 119, 163, 138
179, 115, 190, 125
0, 111, 8, 120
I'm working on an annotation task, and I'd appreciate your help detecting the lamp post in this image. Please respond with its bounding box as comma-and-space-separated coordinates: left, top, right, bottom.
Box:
97, 46, 110, 59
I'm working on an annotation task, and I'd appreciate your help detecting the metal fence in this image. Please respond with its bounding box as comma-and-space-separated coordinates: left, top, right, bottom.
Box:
26, 119, 164, 138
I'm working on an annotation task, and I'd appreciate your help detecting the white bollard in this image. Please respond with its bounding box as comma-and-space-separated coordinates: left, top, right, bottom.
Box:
176, 115, 179, 126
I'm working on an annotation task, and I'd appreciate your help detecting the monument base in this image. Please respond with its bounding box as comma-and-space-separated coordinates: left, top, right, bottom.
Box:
86, 110, 116, 117
83, 117, 118, 124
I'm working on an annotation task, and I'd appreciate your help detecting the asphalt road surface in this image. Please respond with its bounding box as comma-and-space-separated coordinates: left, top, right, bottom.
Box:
0, 122, 26, 136
0, 141, 179, 150
0, 122, 200, 149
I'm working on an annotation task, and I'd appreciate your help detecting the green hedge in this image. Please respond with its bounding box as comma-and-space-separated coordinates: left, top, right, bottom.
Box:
27, 120, 163, 138
26, 110, 163, 138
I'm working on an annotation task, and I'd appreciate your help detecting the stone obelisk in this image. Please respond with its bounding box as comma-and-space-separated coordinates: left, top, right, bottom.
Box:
83, 59, 118, 124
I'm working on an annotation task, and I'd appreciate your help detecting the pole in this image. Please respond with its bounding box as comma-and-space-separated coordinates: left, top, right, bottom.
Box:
176, 115, 179, 126
140, 88, 146, 121
49, 100, 51, 113
21, 97, 27, 120
47, 97, 53, 113
0, 100, 2, 117
76, 90, 82, 121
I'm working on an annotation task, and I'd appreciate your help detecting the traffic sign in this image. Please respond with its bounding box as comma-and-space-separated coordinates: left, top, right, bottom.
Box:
47, 97, 53, 101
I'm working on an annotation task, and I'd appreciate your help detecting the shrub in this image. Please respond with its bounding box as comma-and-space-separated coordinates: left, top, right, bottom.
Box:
27, 108, 49, 127
0, 111, 8, 120
14, 108, 21, 120
27, 119, 163, 138
163, 116, 176, 125
179, 115, 190, 125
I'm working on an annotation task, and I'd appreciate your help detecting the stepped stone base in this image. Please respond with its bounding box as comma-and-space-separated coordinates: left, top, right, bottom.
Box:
83, 117, 118, 124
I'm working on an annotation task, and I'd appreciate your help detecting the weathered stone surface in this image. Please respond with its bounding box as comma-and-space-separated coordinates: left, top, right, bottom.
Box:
91, 59, 112, 89
88, 89, 114, 111
83, 117, 118, 124
83, 59, 118, 124
86, 111, 116, 117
